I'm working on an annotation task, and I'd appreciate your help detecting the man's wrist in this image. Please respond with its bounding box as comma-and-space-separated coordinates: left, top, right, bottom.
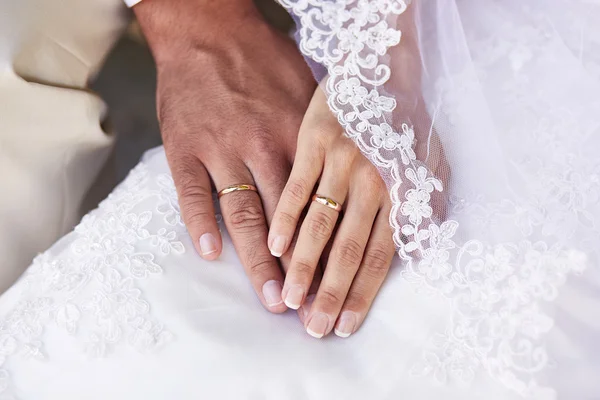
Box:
134, 0, 261, 64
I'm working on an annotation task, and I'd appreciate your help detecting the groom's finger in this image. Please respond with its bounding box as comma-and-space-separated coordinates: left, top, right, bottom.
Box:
170, 154, 222, 260
216, 164, 287, 314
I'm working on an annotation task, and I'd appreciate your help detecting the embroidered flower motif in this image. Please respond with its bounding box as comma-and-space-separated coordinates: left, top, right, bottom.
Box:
336, 77, 368, 106
400, 189, 433, 225
363, 90, 395, 117
277, 2, 587, 398
128, 318, 173, 352
55, 303, 81, 335
156, 174, 184, 226
418, 248, 452, 281
369, 122, 400, 149
350, 0, 381, 26
338, 23, 367, 54
349, 90, 397, 131
320, 2, 351, 29
366, 21, 401, 55
151, 228, 185, 256
0, 163, 188, 396
405, 166, 443, 194
398, 123, 417, 164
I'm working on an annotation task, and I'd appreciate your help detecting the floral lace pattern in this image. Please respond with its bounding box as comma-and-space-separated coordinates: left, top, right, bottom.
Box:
0, 2, 593, 399
0, 165, 187, 398
408, 9, 595, 400
277, 0, 445, 262
280, 1, 589, 398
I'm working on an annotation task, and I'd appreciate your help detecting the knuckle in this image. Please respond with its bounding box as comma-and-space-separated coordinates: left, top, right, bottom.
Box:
173, 157, 200, 182
285, 179, 310, 205
183, 206, 214, 227
247, 257, 274, 277
292, 259, 316, 279
312, 116, 342, 139
179, 183, 211, 202
247, 127, 277, 155
228, 205, 264, 231
335, 238, 364, 266
252, 158, 287, 184
318, 287, 344, 307
306, 211, 335, 240
329, 144, 353, 166
344, 291, 370, 313
362, 245, 392, 279
276, 210, 298, 229
313, 133, 329, 157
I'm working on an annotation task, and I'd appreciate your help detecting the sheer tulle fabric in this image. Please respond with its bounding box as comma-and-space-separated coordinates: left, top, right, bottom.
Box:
0, 1, 598, 399
280, 0, 600, 398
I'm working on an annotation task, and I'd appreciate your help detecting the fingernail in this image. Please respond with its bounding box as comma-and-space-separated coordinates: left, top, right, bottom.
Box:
270, 235, 286, 257
199, 233, 217, 256
262, 280, 283, 307
283, 285, 305, 310
306, 312, 330, 339
334, 311, 357, 338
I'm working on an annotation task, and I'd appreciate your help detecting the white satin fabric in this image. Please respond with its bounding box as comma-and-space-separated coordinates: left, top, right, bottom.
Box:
1, 1, 600, 399
0, 148, 520, 400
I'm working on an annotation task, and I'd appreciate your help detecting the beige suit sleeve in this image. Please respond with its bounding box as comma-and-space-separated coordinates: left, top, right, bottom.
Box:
0, 0, 129, 292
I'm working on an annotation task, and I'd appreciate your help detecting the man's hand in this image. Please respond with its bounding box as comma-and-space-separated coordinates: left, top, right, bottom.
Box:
134, 0, 316, 312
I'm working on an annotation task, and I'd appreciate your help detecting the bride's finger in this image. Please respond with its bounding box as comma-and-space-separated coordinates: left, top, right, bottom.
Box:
334, 204, 395, 338
303, 167, 380, 338
268, 87, 335, 259
267, 137, 323, 258
281, 142, 354, 310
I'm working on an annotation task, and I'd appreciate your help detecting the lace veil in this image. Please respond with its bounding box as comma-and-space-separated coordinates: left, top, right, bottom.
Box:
279, 0, 600, 398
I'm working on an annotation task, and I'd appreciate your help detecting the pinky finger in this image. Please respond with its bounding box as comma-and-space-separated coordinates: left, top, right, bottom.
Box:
334, 206, 395, 338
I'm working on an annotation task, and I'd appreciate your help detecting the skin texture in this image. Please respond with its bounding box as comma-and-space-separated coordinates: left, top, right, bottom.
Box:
134, 0, 316, 312
134, 0, 448, 338
266, 7, 449, 338
269, 88, 396, 339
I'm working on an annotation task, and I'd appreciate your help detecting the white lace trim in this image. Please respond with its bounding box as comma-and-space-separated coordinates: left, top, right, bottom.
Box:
0, 2, 590, 398
0, 165, 186, 398
279, 1, 587, 398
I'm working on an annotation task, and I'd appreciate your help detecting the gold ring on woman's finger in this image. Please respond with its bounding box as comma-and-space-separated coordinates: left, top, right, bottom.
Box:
312, 194, 343, 212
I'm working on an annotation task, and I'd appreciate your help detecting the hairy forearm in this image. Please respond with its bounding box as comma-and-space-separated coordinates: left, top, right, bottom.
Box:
133, 0, 263, 64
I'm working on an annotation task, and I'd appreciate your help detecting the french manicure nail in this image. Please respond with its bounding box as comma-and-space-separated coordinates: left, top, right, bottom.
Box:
270, 235, 286, 257
283, 285, 305, 310
306, 312, 330, 339
334, 311, 357, 338
199, 233, 217, 256
262, 280, 283, 307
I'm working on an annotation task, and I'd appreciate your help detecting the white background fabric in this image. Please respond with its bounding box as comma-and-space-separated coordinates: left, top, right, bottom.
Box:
0, 1, 599, 399
0, 148, 519, 400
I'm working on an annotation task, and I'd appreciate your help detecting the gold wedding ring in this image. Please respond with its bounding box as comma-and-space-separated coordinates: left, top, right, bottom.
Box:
218, 184, 258, 198
312, 194, 343, 212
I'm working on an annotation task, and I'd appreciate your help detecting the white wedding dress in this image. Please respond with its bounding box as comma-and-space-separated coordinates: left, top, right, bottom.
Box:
1, 0, 599, 399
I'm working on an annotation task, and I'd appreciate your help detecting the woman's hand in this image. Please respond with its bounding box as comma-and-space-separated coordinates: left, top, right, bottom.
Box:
268, 88, 396, 339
